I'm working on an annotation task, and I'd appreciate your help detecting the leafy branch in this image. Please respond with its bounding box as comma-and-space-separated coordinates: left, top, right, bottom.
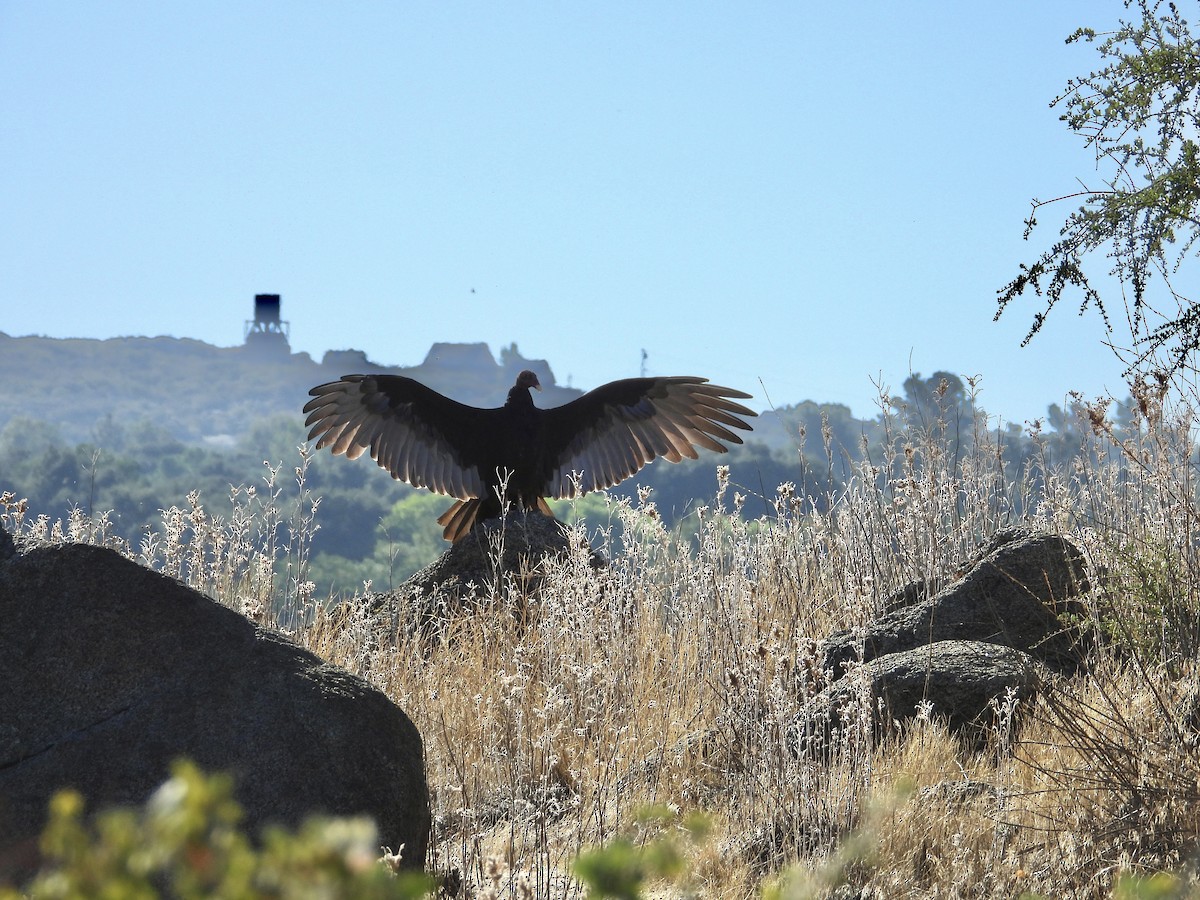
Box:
996, 0, 1200, 375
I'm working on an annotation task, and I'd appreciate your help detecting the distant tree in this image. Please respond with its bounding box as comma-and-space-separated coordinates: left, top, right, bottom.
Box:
549, 491, 625, 532
773, 400, 869, 456
896, 372, 970, 423
996, 0, 1200, 375
240, 414, 308, 470
0, 416, 62, 462
304, 482, 393, 561
628, 442, 799, 522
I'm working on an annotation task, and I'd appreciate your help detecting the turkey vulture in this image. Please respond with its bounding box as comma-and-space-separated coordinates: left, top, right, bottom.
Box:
303, 370, 757, 542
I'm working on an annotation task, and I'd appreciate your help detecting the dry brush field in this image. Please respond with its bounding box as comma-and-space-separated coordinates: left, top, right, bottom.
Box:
7, 380, 1200, 899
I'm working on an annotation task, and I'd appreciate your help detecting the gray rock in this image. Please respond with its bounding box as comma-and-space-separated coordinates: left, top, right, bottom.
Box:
366, 511, 604, 640
0, 542, 429, 882
0, 522, 15, 566
823, 530, 1090, 676
792, 640, 1044, 757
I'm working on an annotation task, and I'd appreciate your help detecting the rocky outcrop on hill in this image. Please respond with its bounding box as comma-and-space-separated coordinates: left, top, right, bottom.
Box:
0, 529, 430, 882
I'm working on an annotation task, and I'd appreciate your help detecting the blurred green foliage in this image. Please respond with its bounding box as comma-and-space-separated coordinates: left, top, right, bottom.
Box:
572, 805, 712, 900
0, 760, 433, 899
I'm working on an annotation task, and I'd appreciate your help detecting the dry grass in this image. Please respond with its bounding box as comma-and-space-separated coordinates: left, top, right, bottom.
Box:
7, 377, 1200, 898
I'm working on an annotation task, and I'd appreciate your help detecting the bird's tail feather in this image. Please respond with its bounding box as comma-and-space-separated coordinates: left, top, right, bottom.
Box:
437, 499, 481, 543
437, 497, 558, 543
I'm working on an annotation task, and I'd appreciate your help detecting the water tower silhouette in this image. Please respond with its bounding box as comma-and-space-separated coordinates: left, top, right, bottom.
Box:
243, 294, 291, 354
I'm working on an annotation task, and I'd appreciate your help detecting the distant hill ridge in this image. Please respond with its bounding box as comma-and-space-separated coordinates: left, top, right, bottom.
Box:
0, 332, 579, 445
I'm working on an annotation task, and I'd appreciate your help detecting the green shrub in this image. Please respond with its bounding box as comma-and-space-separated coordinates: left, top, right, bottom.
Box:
572, 806, 710, 900
0, 761, 433, 899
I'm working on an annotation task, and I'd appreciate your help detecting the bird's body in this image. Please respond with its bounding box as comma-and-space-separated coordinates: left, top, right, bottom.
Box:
303, 370, 756, 542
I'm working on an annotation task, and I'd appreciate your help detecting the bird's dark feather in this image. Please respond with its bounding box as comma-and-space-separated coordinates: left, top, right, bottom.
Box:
304, 371, 756, 541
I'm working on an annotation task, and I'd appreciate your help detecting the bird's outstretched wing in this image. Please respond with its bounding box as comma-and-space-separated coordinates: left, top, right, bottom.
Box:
303, 374, 489, 500
539, 377, 756, 498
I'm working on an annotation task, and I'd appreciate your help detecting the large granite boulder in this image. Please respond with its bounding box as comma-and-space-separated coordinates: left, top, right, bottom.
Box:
790, 529, 1092, 758
366, 511, 605, 640
0, 538, 429, 882
792, 640, 1045, 757
822, 529, 1091, 676
0, 522, 14, 565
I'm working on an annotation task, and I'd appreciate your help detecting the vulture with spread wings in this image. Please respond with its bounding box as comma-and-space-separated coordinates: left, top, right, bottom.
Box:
303, 370, 757, 542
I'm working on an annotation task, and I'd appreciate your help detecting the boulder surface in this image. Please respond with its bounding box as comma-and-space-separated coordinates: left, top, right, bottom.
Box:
822, 529, 1090, 675
792, 640, 1044, 756
0, 538, 429, 882
367, 511, 604, 639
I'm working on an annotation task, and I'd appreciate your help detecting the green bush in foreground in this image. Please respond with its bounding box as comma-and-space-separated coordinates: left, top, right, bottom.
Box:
3, 754, 1194, 899
573, 797, 1197, 900
0, 761, 433, 900
573, 805, 710, 899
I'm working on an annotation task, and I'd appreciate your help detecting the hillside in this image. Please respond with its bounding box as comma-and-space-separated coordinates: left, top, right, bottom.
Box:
0, 332, 579, 445
0, 330, 1118, 599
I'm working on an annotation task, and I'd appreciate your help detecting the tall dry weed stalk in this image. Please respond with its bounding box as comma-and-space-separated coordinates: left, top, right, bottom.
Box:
984, 377, 1200, 897
1, 448, 320, 630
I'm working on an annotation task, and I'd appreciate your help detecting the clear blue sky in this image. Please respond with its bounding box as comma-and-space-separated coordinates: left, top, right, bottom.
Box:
1, 2, 1138, 423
